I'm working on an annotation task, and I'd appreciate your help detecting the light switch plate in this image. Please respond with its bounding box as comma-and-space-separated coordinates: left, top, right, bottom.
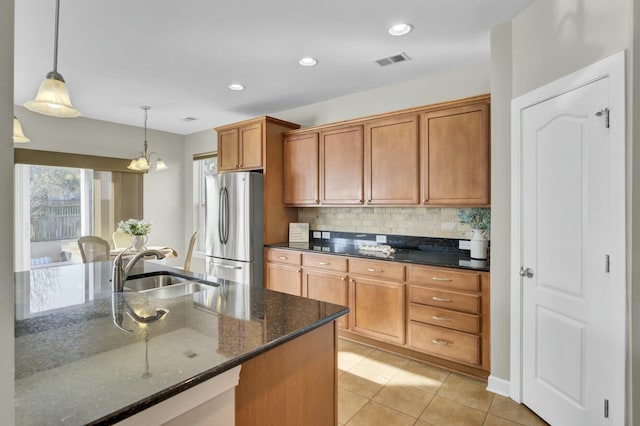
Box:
459, 240, 471, 250
376, 235, 387, 244
321, 231, 331, 239
312, 231, 321, 239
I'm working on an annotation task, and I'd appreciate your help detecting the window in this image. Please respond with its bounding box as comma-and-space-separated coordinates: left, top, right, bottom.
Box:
193, 153, 217, 252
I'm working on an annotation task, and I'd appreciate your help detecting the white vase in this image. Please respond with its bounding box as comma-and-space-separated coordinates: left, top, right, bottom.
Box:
131, 235, 148, 251
470, 229, 488, 260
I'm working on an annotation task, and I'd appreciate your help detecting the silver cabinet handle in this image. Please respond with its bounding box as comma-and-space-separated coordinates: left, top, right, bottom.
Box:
213, 263, 242, 270
432, 296, 451, 302
367, 268, 384, 273
319, 261, 330, 265
432, 315, 451, 322
278, 256, 288, 260
519, 267, 534, 278
432, 339, 451, 346
432, 277, 452, 282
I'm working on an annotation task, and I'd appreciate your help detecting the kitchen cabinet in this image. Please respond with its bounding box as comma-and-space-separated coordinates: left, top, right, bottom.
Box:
348, 258, 406, 345
215, 116, 300, 244
320, 125, 364, 205
407, 265, 490, 370
283, 132, 319, 205
302, 252, 349, 329
364, 114, 420, 205
265, 248, 302, 296
421, 100, 490, 205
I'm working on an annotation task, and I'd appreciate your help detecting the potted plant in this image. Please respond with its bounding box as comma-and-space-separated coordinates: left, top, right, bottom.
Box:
457, 208, 491, 259
118, 218, 152, 251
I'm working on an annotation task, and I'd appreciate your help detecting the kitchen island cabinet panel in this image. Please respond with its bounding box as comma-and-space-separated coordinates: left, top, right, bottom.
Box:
283, 132, 319, 205
364, 114, 420, 205
320, 125, 364, 205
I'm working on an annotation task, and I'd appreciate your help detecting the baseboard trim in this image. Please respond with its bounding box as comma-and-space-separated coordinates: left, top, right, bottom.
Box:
486, 375, 510, 397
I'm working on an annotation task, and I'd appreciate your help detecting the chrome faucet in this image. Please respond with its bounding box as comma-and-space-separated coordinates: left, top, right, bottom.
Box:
112, 248, 166, 292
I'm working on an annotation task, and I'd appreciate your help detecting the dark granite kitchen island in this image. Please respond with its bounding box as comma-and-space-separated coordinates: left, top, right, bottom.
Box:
14, 261, 347, 425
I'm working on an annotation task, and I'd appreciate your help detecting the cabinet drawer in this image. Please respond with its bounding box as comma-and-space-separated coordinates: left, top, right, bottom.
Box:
407, 266, 480, 292
410, 286, 480, 314
409, 321, 480, 366
409, 303, 480, 334
303, 253, 347, 272
266, 249, 301, 265
348, 258, 405, 282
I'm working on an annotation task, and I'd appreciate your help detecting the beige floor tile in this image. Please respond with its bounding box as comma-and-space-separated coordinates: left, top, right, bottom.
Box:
437, 373, 495, 411
372, 384, 435, 418
348, 356, 403, 386
414, 421, 430, 426
420, 395, 486, 426
338, 388, 369, 424
483, 413, 524, 425
367, 349, 412, 369
387, 360, 450, 394
488, 395, 549, 426
339, 370, 384, 399
346, 401, 416, 426
338, 339, 377, 372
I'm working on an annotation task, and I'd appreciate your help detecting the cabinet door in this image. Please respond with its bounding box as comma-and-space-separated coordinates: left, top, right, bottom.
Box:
349, 277, 405, 344
364, 114, 420, 205
218, 128, 239, 171
320, 125, 364, 205
265, 262, 302, 296
239, 122, 263, 170
303, 269, 349, 329
283, 132, 319, 205
421, 103, 490, 205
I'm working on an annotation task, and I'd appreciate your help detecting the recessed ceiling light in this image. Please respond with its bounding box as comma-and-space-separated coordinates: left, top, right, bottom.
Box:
298, 57, 318, 67
388, 23, 413, 36
228, 83, 245, 91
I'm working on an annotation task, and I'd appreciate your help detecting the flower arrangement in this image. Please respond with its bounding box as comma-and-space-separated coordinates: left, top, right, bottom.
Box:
117, 218, 152, 236
457, 208, 491, 238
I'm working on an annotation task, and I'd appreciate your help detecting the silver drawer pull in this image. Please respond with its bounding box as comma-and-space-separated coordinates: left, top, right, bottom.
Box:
432, 339, 451, 346
367, 268, 384, 273
278, 256, 288, 260
432, 296, 452, 302
432, 276, 452, 282
432, 315, 451, 322
319, 261, 330, 265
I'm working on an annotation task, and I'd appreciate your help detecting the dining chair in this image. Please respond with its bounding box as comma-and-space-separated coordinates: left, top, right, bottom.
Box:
112, 231, 133, 249
183, 230, 199, 272
77, 236, 111, 263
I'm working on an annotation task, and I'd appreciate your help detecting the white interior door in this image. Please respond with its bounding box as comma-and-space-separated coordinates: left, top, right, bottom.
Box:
514, 54, 626, 426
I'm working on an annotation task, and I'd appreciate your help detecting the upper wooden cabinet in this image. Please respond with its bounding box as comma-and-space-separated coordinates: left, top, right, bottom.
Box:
284, 132, 319, 205
364, 114, 420, 205
421, 101, 490, 205
217, 121, 263, 172
320, 125, 364, 205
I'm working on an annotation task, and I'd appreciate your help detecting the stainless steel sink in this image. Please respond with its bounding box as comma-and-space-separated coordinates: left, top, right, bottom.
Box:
142, 282, 209, 299
124, 274, 189, 292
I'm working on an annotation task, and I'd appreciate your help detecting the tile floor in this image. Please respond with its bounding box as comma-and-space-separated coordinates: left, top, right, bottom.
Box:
337, 338, 549, 426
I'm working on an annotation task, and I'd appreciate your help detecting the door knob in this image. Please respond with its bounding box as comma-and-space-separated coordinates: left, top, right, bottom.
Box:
519, 267, 534, 278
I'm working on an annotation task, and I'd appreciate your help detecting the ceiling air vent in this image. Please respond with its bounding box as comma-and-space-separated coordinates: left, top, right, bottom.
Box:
182, 117, 199, 122
374, 52, 411, 67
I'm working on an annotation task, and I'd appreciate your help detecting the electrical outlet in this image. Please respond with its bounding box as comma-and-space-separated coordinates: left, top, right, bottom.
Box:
321, 231, 331, 239
459, 240, 471, 250
376, 235, 387, 244
312, 231, 321, 239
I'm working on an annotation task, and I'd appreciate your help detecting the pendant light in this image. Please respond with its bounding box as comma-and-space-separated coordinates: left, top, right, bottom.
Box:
13, 116, 30, 143
127, 106, 168, 172
24, 0, 80, 118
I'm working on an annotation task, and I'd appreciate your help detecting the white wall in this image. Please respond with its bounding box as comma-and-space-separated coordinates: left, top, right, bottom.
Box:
493, 0, 636, 421
1, 0, 15, 421
14, 106, 186, 267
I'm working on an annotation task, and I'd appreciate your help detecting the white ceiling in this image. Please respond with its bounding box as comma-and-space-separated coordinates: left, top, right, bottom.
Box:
14, 0, 534, 135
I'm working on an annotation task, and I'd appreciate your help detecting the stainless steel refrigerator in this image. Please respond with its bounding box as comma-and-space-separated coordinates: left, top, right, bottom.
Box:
205, 172, 264, 286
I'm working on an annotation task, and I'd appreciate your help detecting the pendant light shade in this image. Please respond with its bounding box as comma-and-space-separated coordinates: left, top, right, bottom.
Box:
13, 116, 30, 143
127, 106, 168, 173
24, 0, 80, 118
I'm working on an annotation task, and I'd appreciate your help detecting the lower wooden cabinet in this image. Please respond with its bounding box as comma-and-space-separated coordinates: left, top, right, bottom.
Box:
349, 276, 405, 345
265, 262, 302, 296
303, 269, 349, 329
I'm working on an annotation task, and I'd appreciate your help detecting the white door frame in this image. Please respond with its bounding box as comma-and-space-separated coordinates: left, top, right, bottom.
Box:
510, 51, 627, 404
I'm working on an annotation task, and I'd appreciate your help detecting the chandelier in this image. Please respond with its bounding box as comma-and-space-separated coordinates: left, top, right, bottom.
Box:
127, 106, 168, 172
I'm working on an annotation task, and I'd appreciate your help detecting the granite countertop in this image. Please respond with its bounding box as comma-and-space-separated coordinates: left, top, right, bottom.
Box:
14, 261, 347, 425
265, 241, 490, 272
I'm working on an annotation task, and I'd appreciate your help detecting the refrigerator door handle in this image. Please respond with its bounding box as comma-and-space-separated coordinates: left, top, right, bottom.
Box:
212, 262, 243, 270
218, 187, 224, 245
222, 187, 230, 244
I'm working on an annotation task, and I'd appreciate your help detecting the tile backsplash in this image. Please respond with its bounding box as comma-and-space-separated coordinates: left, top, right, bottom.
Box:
298, 207, 483, 240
